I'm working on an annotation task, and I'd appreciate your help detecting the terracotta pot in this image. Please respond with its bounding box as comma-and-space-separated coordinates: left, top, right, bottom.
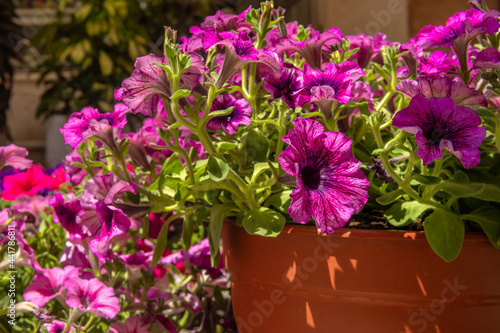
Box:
222, 222, 500, 333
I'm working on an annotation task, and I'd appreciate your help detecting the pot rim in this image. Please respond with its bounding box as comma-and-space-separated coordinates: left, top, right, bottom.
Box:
224, 221, 489, 242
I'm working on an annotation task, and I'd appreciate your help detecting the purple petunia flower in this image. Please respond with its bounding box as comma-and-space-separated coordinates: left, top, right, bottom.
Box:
64, 277, 120, 319
396, 75, 487, 109
50, 193, 89, 239
263, 67, 304, 109
301, 62, 364, 113
276, 27, 342, 69
202, 29, 280, 88
23, 266, 79, 306
0, 144, 32, 171
416, 9, 499, 49
279, 118, 369, 234
473, 47, 500, 69
392, 94, 486, 168
206, 94, 252, 135
114, 54, 171, 117
60, 106, 126, 149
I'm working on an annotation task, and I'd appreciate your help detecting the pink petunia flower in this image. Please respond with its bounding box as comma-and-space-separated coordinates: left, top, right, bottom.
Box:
110, 316, 150, 333
0, 144, 32, 171
23, 266, 79, 306
64, 277, 120, 319
0, 165, 53, 201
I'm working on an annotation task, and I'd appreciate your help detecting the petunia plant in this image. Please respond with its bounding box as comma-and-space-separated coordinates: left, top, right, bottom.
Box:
2, 0, 500, 331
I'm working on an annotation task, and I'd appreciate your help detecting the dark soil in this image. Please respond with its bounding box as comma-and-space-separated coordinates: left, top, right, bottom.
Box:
345, 209, 425, 231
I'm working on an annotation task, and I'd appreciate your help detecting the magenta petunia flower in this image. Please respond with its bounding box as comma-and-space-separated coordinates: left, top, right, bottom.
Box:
263, 67, 304, 109
473, 47, 500, 69
346, 33, 394, 68
301, 62, 364, 112
0, 144, 32, 171
392, 94, 486, 168
50, 193, 87, 239
60, 106, 126, 149
396, 75, 487, 109
206, 94, 252, 135
23, 266, 79, 306
115, 54, 171, 117
64, 277, 120, 319
44, 320, 75, 333
202, 29, 280, 88
418, 50, 459, 76
416, 9, 499, 49
110, 316, 150, 333
276, 27, 342, 69
279, 118, 369, 234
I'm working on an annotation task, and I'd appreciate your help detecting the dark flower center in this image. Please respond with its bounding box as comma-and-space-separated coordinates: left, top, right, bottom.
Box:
301, 165, 321, 190
234, 41, 255, 56
426, 127, 448, 146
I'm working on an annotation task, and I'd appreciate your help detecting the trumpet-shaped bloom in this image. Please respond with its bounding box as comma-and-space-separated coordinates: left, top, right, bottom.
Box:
301, 62, 364, 111
110, 316, 150, 333
392, 94, 486, 168
263, 67, 304, 109
60, 106, 126, 149
23, 266, 79, 306
279, 118, 369, 234
115, 54, 171, 117
64, 278, 120, 319
0, 144, 32, 170
1, 165, 55, 201
206, 94, 252, 135
473, 47, 500, 69
417, 9, 499, 49
396, 76, 487, 108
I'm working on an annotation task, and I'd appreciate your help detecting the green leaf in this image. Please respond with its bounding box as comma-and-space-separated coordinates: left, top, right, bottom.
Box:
411, 174, 442, 185
98, 50, 113, 76
216, 142, 238, 152
182, 214, 194, 251
208, 204, 237, 266
207, 155, 229, 181
244, 128, 270, 162
434, 181, 485, 198
385, 201, 433, 227
452, 170, 469, 184
148, 153, 184, 191
473, 184, 500, 203
243, 207, 286, 237
264, 190, 292, 214
171, 89, 191, 101
424, 209, 464, 262
462, 207, 500, 249
152, 214, 180, 266
358, 101, 371, 117
376, 188, 406, 206
251, 162, 278, 183
206, 106, 234, 120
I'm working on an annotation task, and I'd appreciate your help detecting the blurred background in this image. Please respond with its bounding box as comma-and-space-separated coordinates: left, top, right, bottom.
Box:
2, 0, 499, 166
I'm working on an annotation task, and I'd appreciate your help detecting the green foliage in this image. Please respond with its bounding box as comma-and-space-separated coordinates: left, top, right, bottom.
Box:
32, 0, 236, 119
